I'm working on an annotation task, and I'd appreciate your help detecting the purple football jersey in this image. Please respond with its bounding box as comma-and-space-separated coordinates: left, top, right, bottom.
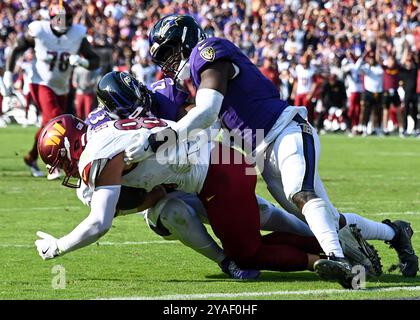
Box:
148, 78, 189, 121
190, 37, 288, 149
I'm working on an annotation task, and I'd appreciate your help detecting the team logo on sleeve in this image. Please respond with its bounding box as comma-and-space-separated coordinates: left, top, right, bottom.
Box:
300, 123, 313, 135
200, 47, 215, 62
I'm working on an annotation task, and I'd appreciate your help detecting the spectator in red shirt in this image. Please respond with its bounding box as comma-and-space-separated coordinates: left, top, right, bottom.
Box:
259, 56, 280, 89
382, 56, 403, 135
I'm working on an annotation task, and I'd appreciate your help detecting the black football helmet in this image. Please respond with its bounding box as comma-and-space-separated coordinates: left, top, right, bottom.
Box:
149, 14, 206, 76
96, 71, 153, 119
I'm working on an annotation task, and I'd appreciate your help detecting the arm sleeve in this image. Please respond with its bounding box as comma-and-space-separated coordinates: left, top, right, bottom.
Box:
56, 185, 121, 254
171, 88, 224, 138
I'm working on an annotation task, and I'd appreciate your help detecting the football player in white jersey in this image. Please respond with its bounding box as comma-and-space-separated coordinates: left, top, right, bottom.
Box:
3, 2, 100, 179
36, 114, 381, 287
89, 72, 386, 280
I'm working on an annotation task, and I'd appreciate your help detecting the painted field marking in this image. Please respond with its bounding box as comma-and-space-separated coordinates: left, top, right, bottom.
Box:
99, 285, 420, 300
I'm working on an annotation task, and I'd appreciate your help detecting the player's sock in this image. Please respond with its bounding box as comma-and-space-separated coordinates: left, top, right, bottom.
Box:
28, 127, 43, 160
342, 212, 395, 241
302, 198, 344, 258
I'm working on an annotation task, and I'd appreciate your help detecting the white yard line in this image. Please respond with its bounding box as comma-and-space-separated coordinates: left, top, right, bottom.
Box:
99, 285, 420, 300
0, 240, 179, 248
370, 211, 420, 216
0, 206, 81, 212
334, 200, 420, 205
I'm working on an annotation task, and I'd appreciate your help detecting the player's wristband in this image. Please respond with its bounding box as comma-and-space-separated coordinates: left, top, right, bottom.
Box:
148, 128, 178, 153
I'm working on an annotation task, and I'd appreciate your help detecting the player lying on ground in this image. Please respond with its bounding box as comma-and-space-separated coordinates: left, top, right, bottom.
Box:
91, 71, 417, 279
125, 15, 418, 278
85, 71, 384, 280
36, 114, 380, 289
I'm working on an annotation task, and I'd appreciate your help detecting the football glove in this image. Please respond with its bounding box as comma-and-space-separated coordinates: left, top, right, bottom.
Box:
124, 132, 154, 165
69, 54, 89, 68
124, 128, 177, 164
35, 231, 61, 260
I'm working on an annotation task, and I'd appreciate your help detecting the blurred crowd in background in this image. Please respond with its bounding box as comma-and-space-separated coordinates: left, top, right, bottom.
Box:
0, 0, 419, 136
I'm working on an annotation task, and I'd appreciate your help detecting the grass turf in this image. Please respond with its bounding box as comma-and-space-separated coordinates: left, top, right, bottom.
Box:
0, 125, 419, 300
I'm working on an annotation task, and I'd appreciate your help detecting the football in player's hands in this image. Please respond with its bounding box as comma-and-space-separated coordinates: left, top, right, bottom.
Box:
35, 231, 60, 260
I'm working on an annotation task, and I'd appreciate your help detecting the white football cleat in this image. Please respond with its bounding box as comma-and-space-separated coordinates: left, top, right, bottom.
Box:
47, 168, 62, 181
23, 155, 45, 177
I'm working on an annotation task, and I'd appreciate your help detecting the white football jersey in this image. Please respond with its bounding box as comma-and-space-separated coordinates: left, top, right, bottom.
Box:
295, 64, 316, 94
78, 118, 212, 205
28, 21, 86, 95
342, 62, 363, 93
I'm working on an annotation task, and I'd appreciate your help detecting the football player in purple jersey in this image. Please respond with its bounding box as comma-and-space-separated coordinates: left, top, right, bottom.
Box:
124, 14, 417, 281
82, 71, 318, 280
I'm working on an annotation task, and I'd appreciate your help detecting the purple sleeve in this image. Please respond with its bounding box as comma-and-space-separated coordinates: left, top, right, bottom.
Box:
85, 108, 112, 129
148, 78, 189, 121
190, 37, 232, 86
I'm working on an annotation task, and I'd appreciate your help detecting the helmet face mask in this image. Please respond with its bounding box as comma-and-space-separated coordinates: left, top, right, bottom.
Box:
150, 40, 183, 76
96, 71, 154, 120
149, 14, 206, 78
49, 3, 74, 35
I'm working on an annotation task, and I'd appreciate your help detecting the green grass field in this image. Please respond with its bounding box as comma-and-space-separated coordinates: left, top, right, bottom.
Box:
0, 125, 419, 300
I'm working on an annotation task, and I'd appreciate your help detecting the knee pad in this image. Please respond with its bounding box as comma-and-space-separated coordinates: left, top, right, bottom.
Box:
256, 196, 273, 226
145, 197, 198, 241
145, 197, 181, 238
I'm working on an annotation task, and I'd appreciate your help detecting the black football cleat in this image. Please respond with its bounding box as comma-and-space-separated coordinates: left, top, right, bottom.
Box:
314, 254, 355, 289
339, 224, 383, 278
382, 219, 419, 277
219, 257, 261, 280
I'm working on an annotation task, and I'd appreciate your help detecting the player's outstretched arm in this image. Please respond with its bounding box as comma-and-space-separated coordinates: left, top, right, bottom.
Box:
35, 154, 125, 260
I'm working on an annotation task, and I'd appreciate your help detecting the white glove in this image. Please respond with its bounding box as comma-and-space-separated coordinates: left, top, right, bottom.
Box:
125, 128, 178, 164
69, 54, 89, 68
124, 132, 154, 165
35, 231, 61, 260
2, 71, 13, 96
